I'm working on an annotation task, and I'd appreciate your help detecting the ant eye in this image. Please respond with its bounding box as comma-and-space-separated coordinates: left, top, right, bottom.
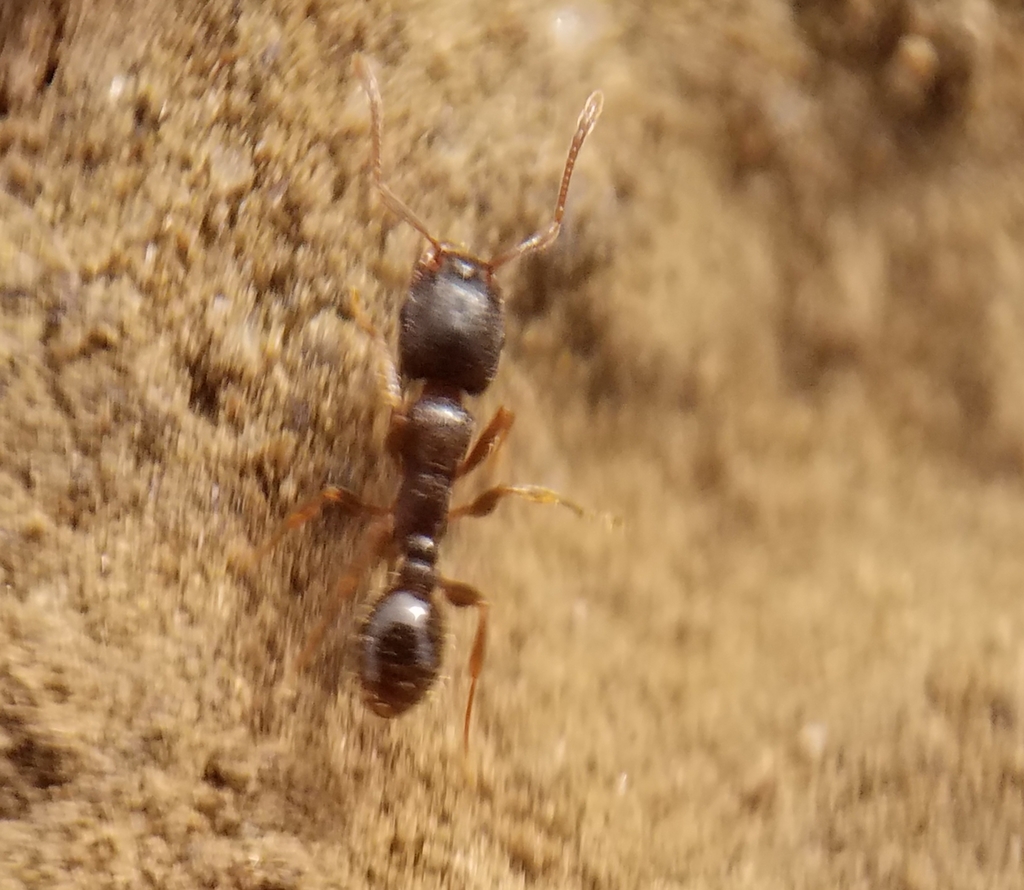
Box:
360, 591, 444, 716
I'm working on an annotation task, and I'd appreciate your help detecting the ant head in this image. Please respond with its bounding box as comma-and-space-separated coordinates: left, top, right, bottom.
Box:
360, 588, 445, 717
398, 246, 504, 396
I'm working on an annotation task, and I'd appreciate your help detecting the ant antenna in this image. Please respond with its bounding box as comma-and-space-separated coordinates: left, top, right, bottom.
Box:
488, 89, 604, 271
355, 53, 604, 271
354, 54, 441, 250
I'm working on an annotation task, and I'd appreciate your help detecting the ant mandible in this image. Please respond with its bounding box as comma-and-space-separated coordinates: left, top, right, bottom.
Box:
257, 54, 604, 750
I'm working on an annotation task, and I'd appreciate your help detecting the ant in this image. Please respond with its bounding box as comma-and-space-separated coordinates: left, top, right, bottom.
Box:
256, 54, 604, 750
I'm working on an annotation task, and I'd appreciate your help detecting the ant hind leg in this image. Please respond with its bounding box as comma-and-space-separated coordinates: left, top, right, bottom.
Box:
292, 516, 395, 674
440, 577, 489, 751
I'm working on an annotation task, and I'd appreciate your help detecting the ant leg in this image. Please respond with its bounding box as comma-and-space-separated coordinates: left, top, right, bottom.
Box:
347, 286, 402, 414
449, 483, 597, 523
345, 285, 411, 458
439, 577, 488, 751
253, 485, 388, 563
293, 516, 395, 673
456, 407, 515, 479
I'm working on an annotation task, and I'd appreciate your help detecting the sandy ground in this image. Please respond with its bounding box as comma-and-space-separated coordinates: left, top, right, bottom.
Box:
2, 0, 1024, 887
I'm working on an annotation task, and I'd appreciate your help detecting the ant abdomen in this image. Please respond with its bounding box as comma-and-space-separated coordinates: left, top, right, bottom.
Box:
359, 590, 445, 717
401, 253, 504, 395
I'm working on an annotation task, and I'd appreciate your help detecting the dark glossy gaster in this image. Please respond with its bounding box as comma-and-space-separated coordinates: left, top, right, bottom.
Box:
254, 54, 605, 750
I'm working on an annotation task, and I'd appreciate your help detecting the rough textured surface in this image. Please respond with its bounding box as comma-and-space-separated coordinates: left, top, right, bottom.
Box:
2, 0, 1024, 887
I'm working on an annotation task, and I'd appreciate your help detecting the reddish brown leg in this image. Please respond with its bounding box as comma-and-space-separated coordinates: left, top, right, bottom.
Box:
347, 286, 403, 413
293, 516, 395, 673
440, 577, 489, 751
253, 485, 388, 564
456, 407, 515, 479
449, 483, 592, 522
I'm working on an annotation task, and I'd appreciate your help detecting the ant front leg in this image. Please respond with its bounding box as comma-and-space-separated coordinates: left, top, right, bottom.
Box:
345, 285, 413, 458
346, 286, 403, 415
456, 407, 515, 479
440, 577, 489, 751
293, 515, 395, 674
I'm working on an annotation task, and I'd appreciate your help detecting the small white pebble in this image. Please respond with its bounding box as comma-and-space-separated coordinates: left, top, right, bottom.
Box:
109, 75, 127, 102
798, 721, 828, 763
208, 145, 255, 199
547, 3, 610, 56
885, 34, 940, 114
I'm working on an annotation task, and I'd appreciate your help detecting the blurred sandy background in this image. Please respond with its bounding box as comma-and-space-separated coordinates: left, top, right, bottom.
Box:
2, 0, 1024, 887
